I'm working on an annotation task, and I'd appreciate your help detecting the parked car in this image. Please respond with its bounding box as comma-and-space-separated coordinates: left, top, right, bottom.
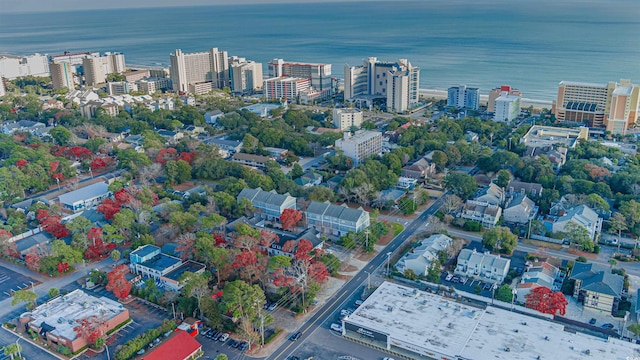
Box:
268, 303, 278, 311
445, 274, 453, 282
354, 300, 363, 306
212, 332, 221, 341
219, 333, 229, 342
483, 283, 492, 290
383, 357, 395, 360
340, 309, 352, 316
601, 323, 615, 330
290, 331, 302, 341
238, 341, 249, 351
331, 323, 343, 332
589, 318, 597, 325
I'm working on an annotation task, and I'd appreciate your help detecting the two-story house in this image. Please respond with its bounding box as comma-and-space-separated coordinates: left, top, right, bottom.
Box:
570, 262, 624, 314
507, 180, 543, 198
305, 201, 370, 236
57, 182, 112, 213
231, 153, 273, 169
400, 157, 435, 180
454, 248, 510, 284
547, 204, 602, 241
129, 245, 205, 292
516, 261, 562, 303
503, 194, 538, 225
237, 187, 297, 221
475, 183, 506, 206
396, 234, 452, 276
261, 228, 323, 257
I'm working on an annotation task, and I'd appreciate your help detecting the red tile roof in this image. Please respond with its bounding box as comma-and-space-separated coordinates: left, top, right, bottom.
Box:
142, 331, 202, 360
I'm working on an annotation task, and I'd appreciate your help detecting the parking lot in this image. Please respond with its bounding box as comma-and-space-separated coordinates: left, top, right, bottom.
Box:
197, 329, 250, 360
439, 272, 497, 298
0, 266, 38, 301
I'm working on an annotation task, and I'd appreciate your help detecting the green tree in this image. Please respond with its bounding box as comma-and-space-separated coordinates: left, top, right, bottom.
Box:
290, 163, 304, 179
620, 200, 640, 237
49, 126, 72, 145
609, 212, 627, 247
628, 323, 640, 338
565, 222, 594, 252
426, 261, 441, 283
404, 269, 417, 280
268, 255, 292, 270
443, 172, 477, 200
51, 239, 83, 264
495, 284, 514, 302
4, 342, 22, 360
66, 216, 92, 236
216, 355, 229, 360
11, 289, 37, 309
111, 249, 121, 263
307, 186, 335, 202
180, 271, 211, 319
482, 226, 518, 255
431, 150, 448, 172
495, 170, 510, 188
48, 287, 60, 298
222, 280, 266, 337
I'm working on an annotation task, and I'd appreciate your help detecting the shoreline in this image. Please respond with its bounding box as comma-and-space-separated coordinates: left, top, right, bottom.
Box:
419, 88, 553, 109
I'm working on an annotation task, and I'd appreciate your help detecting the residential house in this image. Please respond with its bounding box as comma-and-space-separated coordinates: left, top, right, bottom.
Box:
157, 129, 184, 144
570, 262, 624, 313
474, 183, 505, 206
129, 245, 205, 291
326, 176, 343, 191
459, 200, 502, 228
396, 177, 418, 189
231, 153, 273, 169
454, 248, 511, 284
182, 125, 205, 137
377, 189, 406, 206
401, 157, 435, 180
524, 146, 568, 172
202, 138, 242, 156
305, 201, 370, 236
547, 204, 603, 241
516, 261, 562, 303
15, 231, 52, 257
294, 172, 323, 188
204, 109, 224, 124
503, 194, 538, 224
57, 182, 112, 213
396, 234, 452, 276
237, 187, 297, 221
263, 147, 288, 160
507, 180, 543, 198
262, 228, 323, 257
1, 120, 45, 135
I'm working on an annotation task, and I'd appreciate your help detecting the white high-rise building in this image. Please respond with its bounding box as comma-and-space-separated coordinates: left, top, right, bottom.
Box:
0, 77, 5, 97
447, 85, 480, 110
136, 77, 172, 94
344, 57, 419, 113
229, 56, 263, 94
83, 56, 106, 86
104, 52, 126, 74
50, 62, 75, 90
0, 53, 49, 79
169, 48, 229, 94
333, 108, 364, 130
335, 130, 382, 165
263, 77, 310, 102
493, 92, 521, 122
267, 58, 334, 101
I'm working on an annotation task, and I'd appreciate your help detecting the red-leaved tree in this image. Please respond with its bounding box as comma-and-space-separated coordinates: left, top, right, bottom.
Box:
85, 228, 116, 260
525, 287, 568, 316
16, 159, 28, 167
90, 158, 106, 171
57, 262, 70, 274
308, 262, 329, 283
73, 315, 107, 346
97, 199, 120, 220
37, 210, 70, 239
106, 264, 131, 300
25, 252, 41, 272
178, 151, 196, 164
155, 147, 178, 165
280, 209, 303, 231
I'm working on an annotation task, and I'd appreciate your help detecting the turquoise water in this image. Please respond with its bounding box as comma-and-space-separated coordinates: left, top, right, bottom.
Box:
0, 0, 638, 99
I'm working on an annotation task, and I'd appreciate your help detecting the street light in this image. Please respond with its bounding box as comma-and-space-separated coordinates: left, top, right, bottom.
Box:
511, 289, 517, 311
105, 343, 111, 360
386, 252, 392, 277
15, 337, 22, 359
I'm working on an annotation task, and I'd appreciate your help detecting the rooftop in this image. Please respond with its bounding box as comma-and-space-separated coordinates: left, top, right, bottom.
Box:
58, 182, 110, 206
24, 289, 127, 342
346, 282, 640, 360
306, 201, 368, 222
142, 330, 202, 360
141, 253, 182, 272
521, 125, 589, 149
131, 244, 161, 259
164, 260, 206, 282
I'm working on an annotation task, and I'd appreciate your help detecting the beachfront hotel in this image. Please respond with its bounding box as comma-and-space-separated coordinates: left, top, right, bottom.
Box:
50, 62, 75, 90
487, 85, 521, 113
553, 79, 640, 135
229, 56, 263, 94
169, 48, 230, 94
447, 84, 480, 110
344, 57, 419, 113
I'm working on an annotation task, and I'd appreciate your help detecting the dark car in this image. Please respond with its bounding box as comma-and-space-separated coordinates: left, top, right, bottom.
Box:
601, 323, 615, 330
589, 318, 597, 325
227, 339, 237, 347
287, 357, 301, 360
289, 331, 302, 341
238, 342, 249, 351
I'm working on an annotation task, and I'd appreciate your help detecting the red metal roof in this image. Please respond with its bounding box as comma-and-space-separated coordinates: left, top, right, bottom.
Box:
142, 331, 202, 360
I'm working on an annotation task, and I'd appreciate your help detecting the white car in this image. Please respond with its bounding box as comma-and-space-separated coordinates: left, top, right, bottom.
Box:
218, 333, 229, 342
340, 309, 352, 316
445, 274, 453, 281
330, 323, 343, 332
383, 357, 395, 360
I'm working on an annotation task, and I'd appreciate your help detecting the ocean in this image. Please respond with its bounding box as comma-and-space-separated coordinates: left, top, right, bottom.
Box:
0, 0, 639, 100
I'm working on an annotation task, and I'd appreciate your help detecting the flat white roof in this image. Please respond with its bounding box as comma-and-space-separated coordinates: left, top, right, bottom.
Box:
58, 182, 110, 206
345, 282, 640, 360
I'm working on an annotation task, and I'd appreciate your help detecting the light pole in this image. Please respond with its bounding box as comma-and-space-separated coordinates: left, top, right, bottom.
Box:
259, 313, 265, 347
15, 337, 22, 359
386, 252, 392, 277
511, 289, 517, 311
105, 343, 111, 360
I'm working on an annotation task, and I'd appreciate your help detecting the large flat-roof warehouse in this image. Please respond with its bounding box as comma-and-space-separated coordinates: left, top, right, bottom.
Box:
341, 282, 639, 360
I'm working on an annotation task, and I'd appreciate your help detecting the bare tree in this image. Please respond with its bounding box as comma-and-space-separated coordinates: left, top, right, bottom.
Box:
442, 195, 462, 214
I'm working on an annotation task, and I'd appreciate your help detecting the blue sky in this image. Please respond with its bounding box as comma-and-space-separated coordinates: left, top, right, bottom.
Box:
1, 0, 381, 14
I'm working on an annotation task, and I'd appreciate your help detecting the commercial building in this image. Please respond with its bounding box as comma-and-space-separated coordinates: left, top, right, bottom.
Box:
395, 234, 452, 276
487, 85, 521, 113
136, 77, 171, 94
333, 108, 364, 130
521, 125, 589, 149
129, 245, 205, 291
57, 182, 112, 213
493, 91, 521, 122
341, 282, 638, 360
570, 262, 624, 313
553, 79, 640, 135
237, 187, 297, 221
0, 53, 49, 79
262, 76, 310, 102
305, 201, 370, 236
107, 81, 135, 95
344, 57, 419, 113
170, 48, 229, 94
231, 152, 273, 169
268, 58, 334, 95
142, 330, 202, 360
229, 56, 263, 94
19, 289, 130, 353
50, 51, 100, 67
454, 248, 510, 284
447, 84, 480, 110
49, 62, 75, 90
334, 130, 382, 165
82, 52, 126, 86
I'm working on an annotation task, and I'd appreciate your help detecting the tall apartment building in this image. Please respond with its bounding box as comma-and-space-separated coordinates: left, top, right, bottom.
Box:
82, 57, 105, 86
229, 56, 263, 94
488, 85, 521, 113
263, 77, 310, 102
268, 58, 333, 96
107, 81, 136, 95
136, 77, 171, 94
344, 57, 419, 113
334, 130, 382, 165
50, 62, 75, 90
333, 108, 364, 130
0, 53, 49, 79
447, 85, 480, 110
493, 92, 521, 122
0, 77, 5, 97
50, 51, 100, 66
169, 48, 229, 94
554, 79, 640, 134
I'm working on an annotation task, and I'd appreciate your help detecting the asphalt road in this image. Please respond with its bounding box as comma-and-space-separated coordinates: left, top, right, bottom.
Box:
266, 194, 448, 360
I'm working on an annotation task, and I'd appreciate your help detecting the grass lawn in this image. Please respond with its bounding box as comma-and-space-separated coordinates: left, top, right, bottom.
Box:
522, 238, 564, 251
391, 222, 404, 236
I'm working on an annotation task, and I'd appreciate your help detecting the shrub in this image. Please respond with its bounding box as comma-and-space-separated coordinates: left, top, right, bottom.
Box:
463, 221, 482, 232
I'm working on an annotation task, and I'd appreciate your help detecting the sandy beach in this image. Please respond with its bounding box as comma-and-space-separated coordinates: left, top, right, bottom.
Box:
420, 88, 553, 110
